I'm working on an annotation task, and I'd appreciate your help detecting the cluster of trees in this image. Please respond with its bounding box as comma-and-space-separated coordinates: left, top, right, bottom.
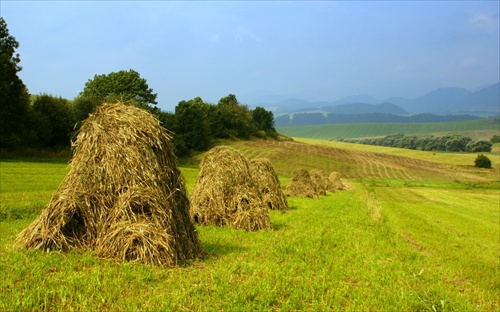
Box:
0, 18, 276, 156
338, 133, 493, 153
275, 112, 479, 127
158, 95, 276, 155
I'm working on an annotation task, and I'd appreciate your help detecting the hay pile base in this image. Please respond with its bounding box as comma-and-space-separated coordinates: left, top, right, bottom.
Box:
249, 158, 289, 211
309, 170, 328, 196
16, 103, 205, 266
285, 168, 319, 198
190, 146, 271, 231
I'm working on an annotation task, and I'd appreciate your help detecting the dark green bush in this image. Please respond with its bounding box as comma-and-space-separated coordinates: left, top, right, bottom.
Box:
474, 154, 492, 169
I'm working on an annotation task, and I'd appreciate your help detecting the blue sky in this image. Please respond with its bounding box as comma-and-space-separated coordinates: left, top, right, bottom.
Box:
1, 1, 499, 111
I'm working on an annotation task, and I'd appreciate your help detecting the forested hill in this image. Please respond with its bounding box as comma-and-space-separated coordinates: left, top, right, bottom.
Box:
275, 113, 481, 127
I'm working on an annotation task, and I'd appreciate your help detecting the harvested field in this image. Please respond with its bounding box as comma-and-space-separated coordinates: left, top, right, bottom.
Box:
231, 140, 497, 184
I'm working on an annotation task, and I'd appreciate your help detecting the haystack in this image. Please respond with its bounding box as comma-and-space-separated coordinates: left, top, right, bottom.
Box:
16, 103, 205, 266
309, 169, 328, 196
190, 146, 271, 231
285, 168, 319, 198
328, 172, 356, 191
249, 158, 289, 211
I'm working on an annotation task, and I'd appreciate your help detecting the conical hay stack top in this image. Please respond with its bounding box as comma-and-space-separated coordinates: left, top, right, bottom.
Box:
285, 168, 319, 198
249, 158, 289, 211
16, 103, 205, 266
190, 146, 271, 231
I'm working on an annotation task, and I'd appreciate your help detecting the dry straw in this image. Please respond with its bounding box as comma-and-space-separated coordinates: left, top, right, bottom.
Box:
309, 169, 328, 196
249, 158, 289, 211
327, 171, 355, 191
285, 168, 319, 198
190, 146, 271, 231
16, 103, 205, 266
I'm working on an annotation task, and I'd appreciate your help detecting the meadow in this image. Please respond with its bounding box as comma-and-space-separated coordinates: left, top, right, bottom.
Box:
1, 139, 499, 311
276, 117, 500, 140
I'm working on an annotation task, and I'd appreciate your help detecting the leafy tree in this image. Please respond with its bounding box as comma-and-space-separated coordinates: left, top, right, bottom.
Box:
73, 96, 98, 122
444, 134, 471, 152
74, 69, 157, 119
491, 135, 500, 143
474, 154, 492, 169
211, 94, 253, 139
174, 97, 211, 152
466, 139, 492, 153
0, 17, 30, 147
29, 94, 76, 147
251, 106, 278, 138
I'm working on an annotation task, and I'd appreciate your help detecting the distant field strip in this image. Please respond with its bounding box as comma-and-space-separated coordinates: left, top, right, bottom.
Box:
232, 140, 490, 183
277, 118, 500, 140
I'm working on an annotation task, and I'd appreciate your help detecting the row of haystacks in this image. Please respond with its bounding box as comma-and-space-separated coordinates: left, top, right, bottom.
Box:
190, 146, 289, 231
16, 103, 206, 266
285, 168, 353, 198
16, 103, 289, 266
15, 102, 356, 267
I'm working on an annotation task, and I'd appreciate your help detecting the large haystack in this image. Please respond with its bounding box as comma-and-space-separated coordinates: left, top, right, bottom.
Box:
309, 169, 328, 196
190, 146, 271, 231
16, 103, 205, 266
249, 158, 289, 211
285, 168, 319, 198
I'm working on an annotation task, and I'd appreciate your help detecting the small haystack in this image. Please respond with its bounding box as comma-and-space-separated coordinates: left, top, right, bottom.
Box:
309, 169, 329, 196
328, 172, 355, 191
249, 158, 289, 211
285, 168, 319, 198
190, 146, 271, 231
16, 103, 205, 266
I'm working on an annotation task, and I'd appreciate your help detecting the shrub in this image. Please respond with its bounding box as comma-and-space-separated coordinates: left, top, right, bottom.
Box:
474, 154, 492, 169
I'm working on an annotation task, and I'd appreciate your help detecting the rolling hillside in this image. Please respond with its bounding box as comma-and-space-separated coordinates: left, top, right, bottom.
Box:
276, 118, 500, 140
217, 139, 499, 186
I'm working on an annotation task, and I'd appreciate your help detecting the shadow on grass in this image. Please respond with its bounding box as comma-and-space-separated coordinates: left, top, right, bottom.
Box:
270, 221, 288, 231
202, 242, 248, 258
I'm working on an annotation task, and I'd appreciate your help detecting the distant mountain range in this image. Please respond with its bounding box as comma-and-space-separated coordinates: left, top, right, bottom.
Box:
252, 82, 499, 116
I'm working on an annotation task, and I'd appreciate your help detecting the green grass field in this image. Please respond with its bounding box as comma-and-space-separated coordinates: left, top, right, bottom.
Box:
277, 118, 500, 140
1, 140, 499, 311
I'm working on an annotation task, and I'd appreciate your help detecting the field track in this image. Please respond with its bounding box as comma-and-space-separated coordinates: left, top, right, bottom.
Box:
229, 140, 497, 184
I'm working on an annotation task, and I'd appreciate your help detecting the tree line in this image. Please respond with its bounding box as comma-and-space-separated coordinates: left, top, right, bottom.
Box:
275, 112, 480, 127
337, 133, 493, 153
0, 18, 276, 156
